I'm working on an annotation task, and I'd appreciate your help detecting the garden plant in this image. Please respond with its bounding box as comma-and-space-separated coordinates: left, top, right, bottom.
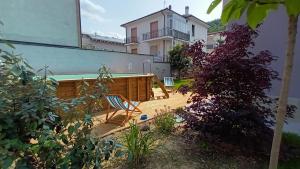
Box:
207, 0, 300, 168
169, 44, 190, 79
154, 112, 176, 135
123, 123, 155, 168
179, 24, 296, 158
0, 44, 117, 169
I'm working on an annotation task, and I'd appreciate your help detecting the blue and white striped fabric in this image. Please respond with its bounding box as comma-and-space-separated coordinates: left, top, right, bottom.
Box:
164, 77, 174, 87
123, 101, 139, 111
106, 95, 139, 111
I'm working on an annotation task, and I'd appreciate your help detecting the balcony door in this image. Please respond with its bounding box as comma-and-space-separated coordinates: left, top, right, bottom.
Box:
150, 45, 158, 56
131, 27, 137, 43
150, 21, 158, 39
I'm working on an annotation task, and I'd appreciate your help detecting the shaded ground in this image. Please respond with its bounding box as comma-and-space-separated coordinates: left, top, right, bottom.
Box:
145, 133, 260, 169
102, 127, 300, 169
102, 128, 262, 169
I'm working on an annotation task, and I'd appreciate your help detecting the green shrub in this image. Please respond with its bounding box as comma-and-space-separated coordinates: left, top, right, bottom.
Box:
124, 123, 154, 168
0, 44, 116, 169
282, 132, 300, 148
154, 113, 176, 135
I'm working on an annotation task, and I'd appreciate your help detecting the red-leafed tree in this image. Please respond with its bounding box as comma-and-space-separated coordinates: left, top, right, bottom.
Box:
179, 24, 296, 156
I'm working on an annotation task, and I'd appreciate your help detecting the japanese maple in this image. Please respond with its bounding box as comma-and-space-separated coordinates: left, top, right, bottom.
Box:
179, 24, 296, 156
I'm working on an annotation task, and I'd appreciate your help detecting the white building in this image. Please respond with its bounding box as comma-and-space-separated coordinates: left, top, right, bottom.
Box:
206, 31, 225, 53
121, 6, 209, 62
82, 34, 126, 52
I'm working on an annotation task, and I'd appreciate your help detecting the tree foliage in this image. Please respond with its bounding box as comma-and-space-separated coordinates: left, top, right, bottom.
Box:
208, 0, 300, 28
168, 44, 190, 79
179, 24, 296, 156
207, 1, 300, 168
0, 45, 118, 168
207, 19, 226, 33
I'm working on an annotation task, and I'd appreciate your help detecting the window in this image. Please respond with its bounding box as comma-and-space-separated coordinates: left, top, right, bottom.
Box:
131, 27, 137, 43
150, 45, 158, 56
192, 25, 195, 37
206, 44, 214, 49
150, 21, 158, 39
131, 48, 137, 54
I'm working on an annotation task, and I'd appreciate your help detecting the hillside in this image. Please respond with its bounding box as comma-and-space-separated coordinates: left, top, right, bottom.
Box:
207, 19, 226, 33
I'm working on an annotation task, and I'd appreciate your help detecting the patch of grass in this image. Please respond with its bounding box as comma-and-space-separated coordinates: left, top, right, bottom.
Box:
153, 78, 193, 89
277, 132, 300, 169
261, 133, 300, 169
174, 79, 193, 89
278, 159, 300, 169
282, 132, 300, 147
154, 113, 176, 135
123, 123, 155, 168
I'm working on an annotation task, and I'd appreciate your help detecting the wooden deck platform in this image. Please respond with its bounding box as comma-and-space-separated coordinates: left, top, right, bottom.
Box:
92, 89, 190, 137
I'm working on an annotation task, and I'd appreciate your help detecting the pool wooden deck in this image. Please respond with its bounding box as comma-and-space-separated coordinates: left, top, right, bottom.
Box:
52, 74, 154, 109
91, 88, 190, 137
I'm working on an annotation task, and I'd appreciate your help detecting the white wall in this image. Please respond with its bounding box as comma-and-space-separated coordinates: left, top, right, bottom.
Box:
172, 13, 188, 34
0, 0, 80, 47
123, 9, 208, 57
0, 43, 170, 79
188, 19, 208, 44
82, 36, 126, 52
125, 12, 164, 41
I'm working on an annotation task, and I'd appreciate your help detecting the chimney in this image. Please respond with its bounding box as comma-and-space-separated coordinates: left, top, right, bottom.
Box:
168, 5, 172, 10
185, 6, 189, 15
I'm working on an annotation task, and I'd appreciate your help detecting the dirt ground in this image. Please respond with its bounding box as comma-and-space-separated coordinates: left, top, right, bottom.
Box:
102, 128, 263, 169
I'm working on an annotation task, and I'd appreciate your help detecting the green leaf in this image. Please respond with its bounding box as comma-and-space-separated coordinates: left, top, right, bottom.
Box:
1, 54, 11, 61
247, 3, 278, 29
23, 61, 33, 69
68, 125, 75, 135
74, 122, 81, 129
30, 145, 40, 154
11, 65, 22, 76
285, 0, 300, 16
221, 0, 236, 24
5, 42, 15, 49
230, 0, 248, 21
207, 0, 222, 14
61, 135, 69, 144
221, 0, 248, 24
2, 157, 14, 169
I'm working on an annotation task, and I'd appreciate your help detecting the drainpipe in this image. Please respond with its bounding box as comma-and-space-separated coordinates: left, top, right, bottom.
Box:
161, 10, 166, 61
125, 27, 128, 53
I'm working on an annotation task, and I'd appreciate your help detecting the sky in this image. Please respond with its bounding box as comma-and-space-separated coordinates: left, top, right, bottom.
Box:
80, 0, 223, 39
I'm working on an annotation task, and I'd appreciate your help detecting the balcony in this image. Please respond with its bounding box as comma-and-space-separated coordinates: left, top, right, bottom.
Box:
125, 36, 139, 44
153, 55, 170, 63
142, 27, 190, 42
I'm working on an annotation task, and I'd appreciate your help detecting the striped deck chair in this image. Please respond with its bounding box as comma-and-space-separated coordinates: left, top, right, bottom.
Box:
164, 77, 175, 93
105, 94, 142, 126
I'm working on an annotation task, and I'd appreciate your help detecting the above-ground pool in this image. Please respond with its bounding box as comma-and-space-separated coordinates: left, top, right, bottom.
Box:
50, 73, 154, 104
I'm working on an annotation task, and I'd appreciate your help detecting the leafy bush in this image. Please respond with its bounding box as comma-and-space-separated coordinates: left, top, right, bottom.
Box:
282, 132, 300, 148
169, 44, 190, 79
180, 24, 296, 157
0, 45, 116, 168
154, 113, 176, 135
124, 123, 154, 168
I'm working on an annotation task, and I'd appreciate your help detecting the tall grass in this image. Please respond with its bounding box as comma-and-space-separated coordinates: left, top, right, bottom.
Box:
154, 113, 176, 135
124, 123, 154, 168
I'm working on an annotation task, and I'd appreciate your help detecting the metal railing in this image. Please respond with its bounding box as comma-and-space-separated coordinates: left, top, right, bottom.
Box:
125, 36, 139, 44
142, 27, 190, 41
153, 55, 170, 63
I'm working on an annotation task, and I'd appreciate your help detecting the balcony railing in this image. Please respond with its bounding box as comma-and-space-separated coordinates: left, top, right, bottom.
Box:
153, 55, 170, 63
125, 36, 139, 44
142, 27, 190, 41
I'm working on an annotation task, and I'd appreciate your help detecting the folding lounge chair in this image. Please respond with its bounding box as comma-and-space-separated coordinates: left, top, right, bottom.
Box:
105, 94, 142, 126
164, 77, 175, 93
